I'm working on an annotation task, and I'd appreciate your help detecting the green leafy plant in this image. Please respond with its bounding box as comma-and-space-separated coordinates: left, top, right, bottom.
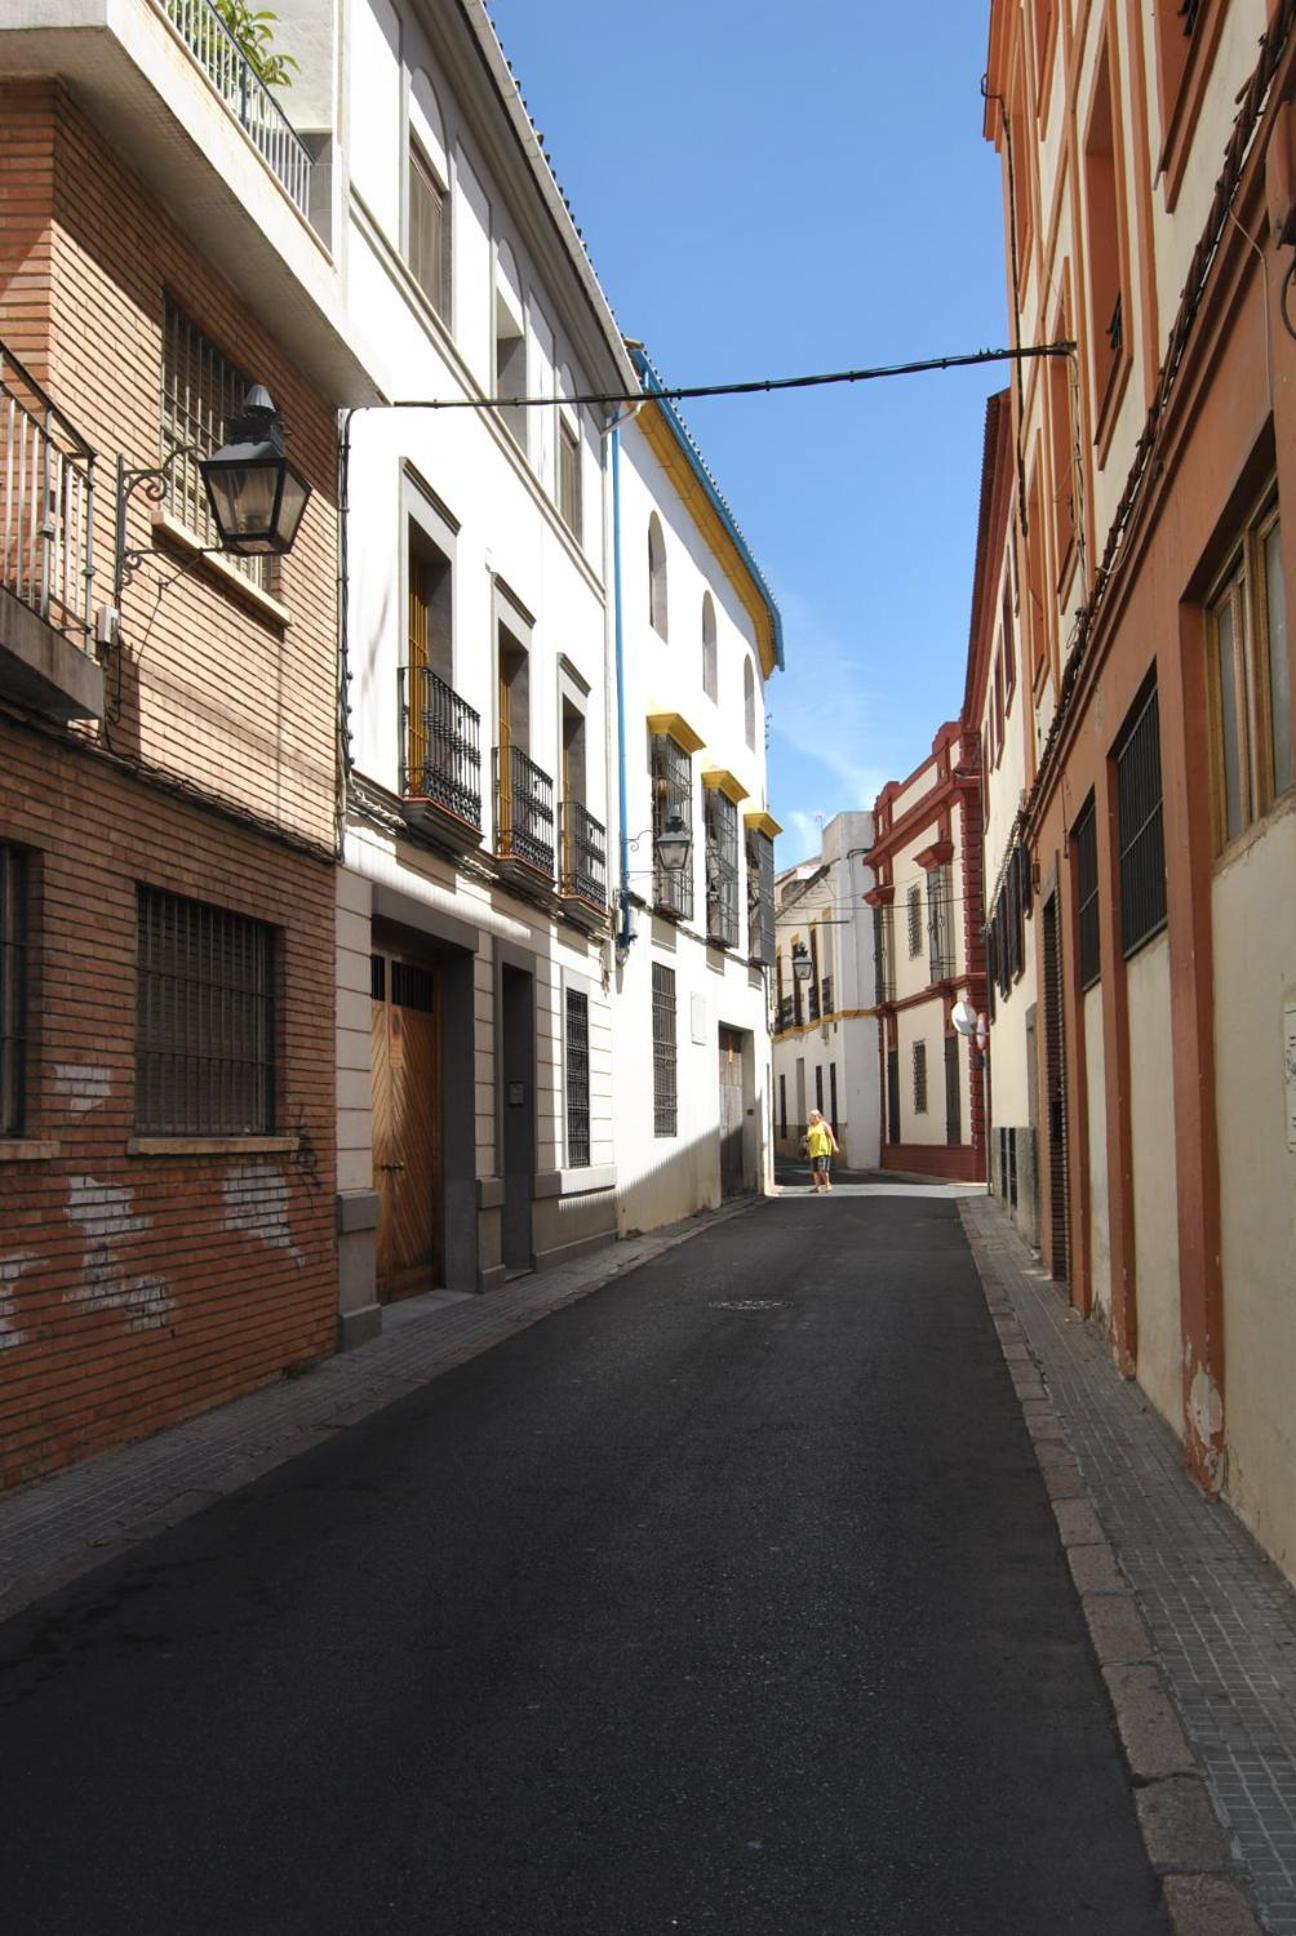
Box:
212, 0, 299, 90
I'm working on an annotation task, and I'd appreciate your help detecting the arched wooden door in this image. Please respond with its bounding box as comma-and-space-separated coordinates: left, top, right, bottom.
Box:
371, 948, 443, 1301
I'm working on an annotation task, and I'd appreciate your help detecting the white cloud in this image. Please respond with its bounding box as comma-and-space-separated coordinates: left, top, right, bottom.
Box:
767, 591, 892, 814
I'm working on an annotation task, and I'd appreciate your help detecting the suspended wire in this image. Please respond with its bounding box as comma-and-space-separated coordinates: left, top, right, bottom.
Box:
390, 342, 1075, 413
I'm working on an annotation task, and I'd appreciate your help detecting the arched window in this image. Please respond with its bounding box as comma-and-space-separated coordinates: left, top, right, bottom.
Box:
702, 592, 717, 700
744, 657, 757, 749
648, 514, 668, 639
408, 71, 450, 320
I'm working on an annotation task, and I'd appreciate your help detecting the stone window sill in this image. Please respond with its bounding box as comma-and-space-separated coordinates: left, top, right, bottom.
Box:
152, 512, 291, 627
0, 1138, 60, 1161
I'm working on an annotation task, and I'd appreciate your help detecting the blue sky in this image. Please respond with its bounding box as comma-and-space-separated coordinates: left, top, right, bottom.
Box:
486, 2, 1007, 864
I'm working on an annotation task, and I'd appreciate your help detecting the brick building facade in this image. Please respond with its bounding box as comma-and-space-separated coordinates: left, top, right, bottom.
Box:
0, 78, 343, 1483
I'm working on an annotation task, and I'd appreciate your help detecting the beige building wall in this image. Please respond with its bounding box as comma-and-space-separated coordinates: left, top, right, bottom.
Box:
1126, 937, 1181, 1430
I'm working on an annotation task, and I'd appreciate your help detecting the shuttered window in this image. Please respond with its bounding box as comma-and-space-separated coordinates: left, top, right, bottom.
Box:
1115, 680, 1167, 957
1074, 797, 1100, 990
136, 888, 275, 1135
651, 963, 677, 1137
907, 884, 923, 957
565, 987, 591, 1169
0, 845, 28, 1137
409, 143, 449, 319
558, 420, 582, 542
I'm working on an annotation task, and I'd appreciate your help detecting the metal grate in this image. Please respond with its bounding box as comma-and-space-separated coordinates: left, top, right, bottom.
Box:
160, 0, 313, 216
705, 789, 740, 949
1116, 680, 1167, 957
561, 799, 606, 906
1074, 797, 1100, 990
775, 994, 795, 1033
907, 884, 923, 957
927, 864, 955, 981
745, 827, 775, 965
820, 975, 833, 1018
401, 664, 482, 829
873, 904, 895, 1003
913, 1040, 928, 1115
651, 961, 677, 1137
565, 987, 591, 1167
829, 1063, 838, 1134
497, 743, 555, 876
162, 301, 274, 591
651, 734, 694, 920
391, 961, 434, 1012
0, 845, 28, 1137
136, 886, 274, 1135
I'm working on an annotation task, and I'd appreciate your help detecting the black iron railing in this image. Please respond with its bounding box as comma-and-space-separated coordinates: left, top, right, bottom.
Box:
497, 743, 555, 876
159, 0, 313, 217
820, 976, 833, 1018
1, 339, 95, 647
400, 665, 482, 830
561, 799, 606, 905
775, 995, 795, 1034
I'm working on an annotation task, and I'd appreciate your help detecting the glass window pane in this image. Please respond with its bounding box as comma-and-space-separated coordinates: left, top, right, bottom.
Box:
1264, 520, 1292, 799
1213, 594, 1245, 843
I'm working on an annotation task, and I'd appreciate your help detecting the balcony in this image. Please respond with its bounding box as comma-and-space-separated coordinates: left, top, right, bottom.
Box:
560, 799, 608, 932
398, 665, 482, 851
496, 744, 555, 882
0, 343, 103, 724
159, 0, 312, 219
775, 995, 796, 1036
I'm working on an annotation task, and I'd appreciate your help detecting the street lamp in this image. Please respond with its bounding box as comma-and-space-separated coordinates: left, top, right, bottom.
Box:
655, 809, 692, 874
200, 385, 311, 556
791, 939, 812, 983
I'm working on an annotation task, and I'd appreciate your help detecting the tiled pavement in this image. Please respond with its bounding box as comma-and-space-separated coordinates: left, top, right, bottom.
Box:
962, 1196, 1296, 1936
0, 1197, 758, 1627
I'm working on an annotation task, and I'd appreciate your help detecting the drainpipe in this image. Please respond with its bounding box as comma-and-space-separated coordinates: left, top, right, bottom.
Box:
611, 420, 631, 952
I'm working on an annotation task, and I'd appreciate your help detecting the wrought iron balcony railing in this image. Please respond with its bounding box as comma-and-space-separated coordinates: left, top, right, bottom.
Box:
560, 799, 606, 906
820, 976, 833, 1018
496, 743, 555, 877
1, 342, 95, 648
159, 0, 313, 218
399, 664, 482, 831
775, 995, 795, 1034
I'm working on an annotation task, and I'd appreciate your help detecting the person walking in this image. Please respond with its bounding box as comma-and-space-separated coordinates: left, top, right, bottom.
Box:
805, 1109, 840, 1194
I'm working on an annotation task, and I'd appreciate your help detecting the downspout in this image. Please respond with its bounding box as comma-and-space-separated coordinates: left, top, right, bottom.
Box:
611, 420, 631, 951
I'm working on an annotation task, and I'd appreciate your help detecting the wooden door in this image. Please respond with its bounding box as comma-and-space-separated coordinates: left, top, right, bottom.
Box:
718, 1027, 745, 1197
371, 951, 442, 1301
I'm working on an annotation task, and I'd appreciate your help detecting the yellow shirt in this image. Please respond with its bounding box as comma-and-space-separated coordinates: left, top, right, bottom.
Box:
806, 1121, 833, 1158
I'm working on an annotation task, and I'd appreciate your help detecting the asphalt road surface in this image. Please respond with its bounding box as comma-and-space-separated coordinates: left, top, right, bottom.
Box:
0, 1194, 1170, 1935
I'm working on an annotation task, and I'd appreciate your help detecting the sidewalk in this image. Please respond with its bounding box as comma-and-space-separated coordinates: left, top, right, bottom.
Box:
0, 1196, 759, 1627
961, 1196, 1296, 1936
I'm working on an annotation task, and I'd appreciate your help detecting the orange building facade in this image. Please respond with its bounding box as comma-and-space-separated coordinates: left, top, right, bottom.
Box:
981, 0, 1296, 1579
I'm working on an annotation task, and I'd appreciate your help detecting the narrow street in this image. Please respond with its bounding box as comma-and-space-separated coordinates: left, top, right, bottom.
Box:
1, 1192, 1168, 1936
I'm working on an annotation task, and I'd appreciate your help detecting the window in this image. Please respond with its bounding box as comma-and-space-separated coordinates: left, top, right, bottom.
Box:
778, 1072, 787, 1139
565, 986, 590, 1168
873, 903, 895, 1002
705, 787, 740, 949
745, 826, 775, 966
927, 864, 955, 981
1032, 0, 1056, 102
829, 1063, 838, 1133
907, 883, 923, 957
702, 593, 717, 701
1074, 795, 1100, 990
1083, 37, 1125, 423
1206, 499, 1292, 852
408, 143, 448, 318
558, 419, 582, 542
651, 733, 694, 920
807, 926, 821, 1022
743, 658, 757, 750
648, 514, 668, 639
1026, 456, 1048, 685
495, 244, 527, 451
1, 845, 28, 1137
815, 1065, 824, 1114
651, 962, 677, 1136
162, 301, 274, 592
912, 1040, 928, 1115
1049, 329, 1077, 581
945, 1036, 962, 1145
1002, 571, 1016, 697
994, 653, 1005, 756
136, 887, 275, 1135
887, 1044, 900, 1142
1115, 679, 1167, 957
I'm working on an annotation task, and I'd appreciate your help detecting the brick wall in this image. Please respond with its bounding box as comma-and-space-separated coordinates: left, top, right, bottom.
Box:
0, 721, 338, 1486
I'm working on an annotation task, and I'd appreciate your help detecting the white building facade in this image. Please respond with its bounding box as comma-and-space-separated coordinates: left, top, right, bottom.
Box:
771, 812, 880, 1170
609, 356, 783, 1232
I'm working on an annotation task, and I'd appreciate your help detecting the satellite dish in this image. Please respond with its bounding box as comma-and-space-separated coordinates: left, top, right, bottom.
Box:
951, 999, 977, 1038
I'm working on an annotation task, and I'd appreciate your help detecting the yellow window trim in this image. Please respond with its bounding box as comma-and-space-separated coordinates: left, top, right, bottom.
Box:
743, 810, 782, 839
646, 711, 705, 755
700, 766, 749, 805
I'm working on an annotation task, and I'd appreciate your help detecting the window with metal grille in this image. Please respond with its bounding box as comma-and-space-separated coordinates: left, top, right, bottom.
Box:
558, 420, 582, 543
886, 1045, 900, 1143
1116, 680, 1167, 957
927, 864, 955, 981
829, 1063, 838, 1134
0, 845, 28, 1137
651, 962, 677, 1137
162, 301, 275, 593
807, 927, 821, 1022
873, 903, 895, 1002
907, 884, 923, 957
778, 1073, 787, 1139
1073, 797, 1100, 990
745, 827, 775, 965
136, 887, 275, 1135
651, 734, 694, 920
815, 1064, 824, 1114
565, 986, 591, 1168
912, 1040, 928, 1115
705, 788, 740, 948
408, 142, 449, 319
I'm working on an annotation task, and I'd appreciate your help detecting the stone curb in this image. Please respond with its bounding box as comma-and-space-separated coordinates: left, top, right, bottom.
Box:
958, 1202, 1264, 1936
0, 1195, 762, 1627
